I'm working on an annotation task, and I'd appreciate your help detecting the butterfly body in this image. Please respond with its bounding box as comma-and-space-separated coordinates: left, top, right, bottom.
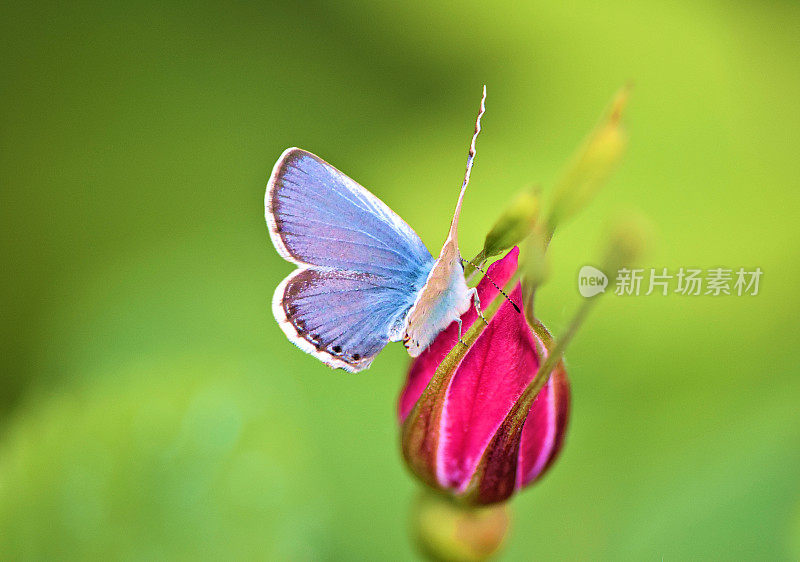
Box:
403, 230, 473, 357
266, 88, 487, 372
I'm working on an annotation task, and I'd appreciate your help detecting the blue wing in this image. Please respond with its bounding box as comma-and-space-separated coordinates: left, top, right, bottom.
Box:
266, 148, 435, 372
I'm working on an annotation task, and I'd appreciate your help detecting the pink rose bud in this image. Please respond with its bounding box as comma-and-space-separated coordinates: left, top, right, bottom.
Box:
399, 248, 570, 505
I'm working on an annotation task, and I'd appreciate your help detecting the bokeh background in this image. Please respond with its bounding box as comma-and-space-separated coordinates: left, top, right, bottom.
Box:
2, 1, 799, 559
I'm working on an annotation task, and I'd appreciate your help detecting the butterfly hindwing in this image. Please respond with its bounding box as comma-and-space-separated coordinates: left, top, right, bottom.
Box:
266, 148, 435, 372
274, 268, 418, 371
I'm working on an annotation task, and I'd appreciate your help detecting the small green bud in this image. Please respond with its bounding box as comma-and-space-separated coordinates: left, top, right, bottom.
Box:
546, 85, 631, 233
521, 224, 550, 304
465, 187, 540, 279
602, 213, 650, 285
482, 187, 541, 259
411, 491, 510, 562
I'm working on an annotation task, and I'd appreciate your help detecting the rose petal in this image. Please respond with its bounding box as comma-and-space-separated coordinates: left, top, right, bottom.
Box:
398, 248, 520, 422
436, 284, 539, 491
516, 363, 570, 487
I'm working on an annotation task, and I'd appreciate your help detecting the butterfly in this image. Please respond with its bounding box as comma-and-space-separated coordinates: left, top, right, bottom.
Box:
266, 86, 493, 372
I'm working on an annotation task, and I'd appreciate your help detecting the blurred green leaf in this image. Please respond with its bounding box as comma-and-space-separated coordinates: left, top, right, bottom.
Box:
0, 357, 331, 560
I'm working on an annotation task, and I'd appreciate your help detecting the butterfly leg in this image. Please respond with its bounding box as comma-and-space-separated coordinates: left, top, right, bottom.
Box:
455, 317, 468, 347
468, 287, 489, 326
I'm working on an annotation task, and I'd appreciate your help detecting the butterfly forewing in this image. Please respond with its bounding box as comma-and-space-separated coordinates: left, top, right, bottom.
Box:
268, 149, 432, 274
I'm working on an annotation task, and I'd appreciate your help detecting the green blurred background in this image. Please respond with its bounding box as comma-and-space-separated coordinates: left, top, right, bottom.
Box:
2, 1, 799, 559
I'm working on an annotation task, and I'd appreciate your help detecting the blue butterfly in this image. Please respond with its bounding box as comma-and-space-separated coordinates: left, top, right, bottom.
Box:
266, 87, 488, 372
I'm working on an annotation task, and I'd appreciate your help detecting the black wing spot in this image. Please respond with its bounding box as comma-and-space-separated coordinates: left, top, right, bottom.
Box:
352, 353, 361, 361
332, 345, 342, 354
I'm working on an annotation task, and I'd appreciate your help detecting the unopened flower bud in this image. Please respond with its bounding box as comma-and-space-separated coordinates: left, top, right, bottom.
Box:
399, 248, 570, 505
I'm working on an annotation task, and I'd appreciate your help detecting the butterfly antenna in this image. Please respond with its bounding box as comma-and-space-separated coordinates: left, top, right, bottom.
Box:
463, 85, 486, 195
448, 85, 487, 240
460, 257, 521, 313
